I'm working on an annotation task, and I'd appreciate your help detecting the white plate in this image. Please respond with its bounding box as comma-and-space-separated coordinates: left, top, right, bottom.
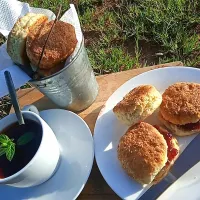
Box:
158, 161, 200, 200
0, 109, 94, 200
94, 67, 200, 200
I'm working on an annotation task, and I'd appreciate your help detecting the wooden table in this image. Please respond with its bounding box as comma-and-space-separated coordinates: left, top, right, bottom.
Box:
12, 61, 183, 200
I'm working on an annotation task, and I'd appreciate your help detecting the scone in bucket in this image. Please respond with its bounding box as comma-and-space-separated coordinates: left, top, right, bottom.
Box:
29, 38, 99, 112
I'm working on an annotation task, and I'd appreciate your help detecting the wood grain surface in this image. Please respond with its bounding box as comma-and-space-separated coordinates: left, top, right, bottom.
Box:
11, 61, 183, 200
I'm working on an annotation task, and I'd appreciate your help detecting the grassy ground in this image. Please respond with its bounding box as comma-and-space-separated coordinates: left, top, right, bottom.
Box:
1, 0, 200, 118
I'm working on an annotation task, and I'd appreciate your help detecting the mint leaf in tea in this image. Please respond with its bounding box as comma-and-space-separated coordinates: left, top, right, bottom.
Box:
17, 132, 35, 146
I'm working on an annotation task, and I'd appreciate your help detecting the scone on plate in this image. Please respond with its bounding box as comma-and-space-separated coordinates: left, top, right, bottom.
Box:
7, 13, 48, 66
117, 122, 179, 185
113, 85, 162, 126
159, 82, 200, 136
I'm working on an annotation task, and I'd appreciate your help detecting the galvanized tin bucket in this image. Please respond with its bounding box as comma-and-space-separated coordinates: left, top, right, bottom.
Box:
29, 38, 99, 112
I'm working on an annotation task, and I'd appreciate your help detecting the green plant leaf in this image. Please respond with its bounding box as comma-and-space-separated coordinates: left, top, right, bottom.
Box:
0, 135, 16, 161
6, 143, 15, 162
0, 134, 10, 144
17, 132, 35, 146
0, 147, 7, 157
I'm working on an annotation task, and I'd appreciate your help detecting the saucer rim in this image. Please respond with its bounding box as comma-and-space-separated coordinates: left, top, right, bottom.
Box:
40, 109, 95, 200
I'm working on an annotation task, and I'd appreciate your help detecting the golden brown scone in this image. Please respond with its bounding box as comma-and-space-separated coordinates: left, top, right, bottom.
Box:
36, 61, 65, 77
118, 122, 168, 185
152, 125, 179, 184
7, 13, 48, 66
26, 20, 78, 69
113, 85, 162, 126
160, 82, 200, 125
159, 111, 200, 136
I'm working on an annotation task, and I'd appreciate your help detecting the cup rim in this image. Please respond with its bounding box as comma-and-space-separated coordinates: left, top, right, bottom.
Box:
0, 111, 44, 183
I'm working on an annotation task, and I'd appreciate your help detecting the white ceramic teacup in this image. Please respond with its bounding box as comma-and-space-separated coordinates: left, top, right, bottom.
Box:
0, 105, 60, 188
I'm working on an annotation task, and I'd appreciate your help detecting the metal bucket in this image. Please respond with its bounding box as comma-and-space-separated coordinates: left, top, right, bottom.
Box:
29, 38, 99, 112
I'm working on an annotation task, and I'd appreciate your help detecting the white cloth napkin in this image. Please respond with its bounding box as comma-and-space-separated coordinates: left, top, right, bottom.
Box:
0, 0, 82, 98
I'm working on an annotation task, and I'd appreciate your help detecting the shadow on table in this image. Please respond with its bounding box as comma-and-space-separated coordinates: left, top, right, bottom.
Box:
82, 105, 104, 133
33, 96, 58, 111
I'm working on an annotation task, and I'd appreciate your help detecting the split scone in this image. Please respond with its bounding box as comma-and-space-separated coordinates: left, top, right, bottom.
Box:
159, 82, 200, 136
117, 122, 179, 185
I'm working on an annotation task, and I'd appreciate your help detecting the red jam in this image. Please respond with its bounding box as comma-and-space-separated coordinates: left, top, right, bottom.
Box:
180, 121, 200, 130
0, 168, 4, 179
154, 125, 178, 163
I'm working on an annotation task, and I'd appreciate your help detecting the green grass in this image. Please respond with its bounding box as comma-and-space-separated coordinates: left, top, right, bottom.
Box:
119, 0, 200, 63
27, 0, 70, 14
7, 0, 200, 72
78, 0, 200, 69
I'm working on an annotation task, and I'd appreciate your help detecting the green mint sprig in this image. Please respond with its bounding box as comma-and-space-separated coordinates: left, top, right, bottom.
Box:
0, 135, 15, 161
0, 132, 34, 162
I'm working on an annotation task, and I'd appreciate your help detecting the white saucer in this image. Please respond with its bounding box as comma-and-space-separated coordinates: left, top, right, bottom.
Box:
0, 109, 94, 200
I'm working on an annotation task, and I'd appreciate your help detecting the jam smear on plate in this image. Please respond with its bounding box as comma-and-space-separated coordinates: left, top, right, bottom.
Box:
154, 125, 178, 163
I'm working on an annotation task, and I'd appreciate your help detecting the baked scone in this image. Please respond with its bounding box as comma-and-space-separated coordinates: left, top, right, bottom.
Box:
117, 122, 179, 185
159, 82, 200, 136
113, 85, 162, 126
26, 20, 78, 70
7, 13, 48, 66
35, 61, 65, 78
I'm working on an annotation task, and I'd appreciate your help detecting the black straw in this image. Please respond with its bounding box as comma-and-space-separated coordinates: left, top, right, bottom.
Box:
4, 71, 25, 125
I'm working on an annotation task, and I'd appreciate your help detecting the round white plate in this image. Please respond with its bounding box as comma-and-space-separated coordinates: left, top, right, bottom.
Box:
0, 109, 94, 200
94, 67, 200, 200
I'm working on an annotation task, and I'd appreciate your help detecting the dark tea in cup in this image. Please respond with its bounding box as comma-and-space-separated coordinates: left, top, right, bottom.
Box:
0, 119, 42, 178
